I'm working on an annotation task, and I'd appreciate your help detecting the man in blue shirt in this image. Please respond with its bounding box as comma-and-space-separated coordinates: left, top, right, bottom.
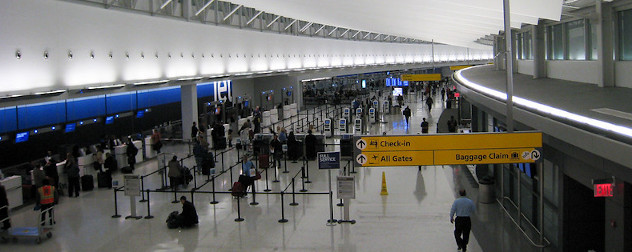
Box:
450, 189, 476, 252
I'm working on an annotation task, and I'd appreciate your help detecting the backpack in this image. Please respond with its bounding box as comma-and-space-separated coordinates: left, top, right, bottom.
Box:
166, 211, 180, 229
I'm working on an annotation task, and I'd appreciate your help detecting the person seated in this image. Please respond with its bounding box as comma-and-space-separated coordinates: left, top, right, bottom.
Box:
177, 196, 198, 228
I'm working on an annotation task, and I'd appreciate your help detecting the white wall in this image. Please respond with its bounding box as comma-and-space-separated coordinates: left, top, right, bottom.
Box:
0, 0, 492, 96
615, 61, 632, 88
546, 60, 600, 85
517, 60, 534, 76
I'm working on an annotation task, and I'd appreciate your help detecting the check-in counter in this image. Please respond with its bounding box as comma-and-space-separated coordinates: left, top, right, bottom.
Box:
133, 140, 143, 163
114, 145, 128, 168
0, 176, 23, 209
145, 136, 156, 159
78, 155, 95, 177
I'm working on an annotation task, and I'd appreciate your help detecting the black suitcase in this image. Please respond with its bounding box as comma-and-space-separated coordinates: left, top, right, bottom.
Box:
214, 137, 227, 150
81, 175, 94, 191
97, 172, 111, 188
121, 166, 133, 174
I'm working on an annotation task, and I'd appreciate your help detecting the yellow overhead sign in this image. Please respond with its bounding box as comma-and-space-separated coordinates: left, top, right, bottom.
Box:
355, 132, 542, 152
401, 74, 442, 82
356, 151, 434, 167
353, 132, 543, 167
450, 65, 472, 71
434, 148, 538, 165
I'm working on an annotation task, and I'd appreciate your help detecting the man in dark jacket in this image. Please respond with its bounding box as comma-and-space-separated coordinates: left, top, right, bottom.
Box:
304, 130, 317, 161
126, 138, 138, 170
269, 134, 283, 168
402, 106, 411, 125
64, 153, 81, 197
191, 122, 198, 139
178, 196, 198, 228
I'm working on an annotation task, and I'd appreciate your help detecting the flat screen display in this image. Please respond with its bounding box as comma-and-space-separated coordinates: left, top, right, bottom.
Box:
105, 116, 114, 125
136, 110, 145, 118
65, 123, 76, 133
244, 101, 249, 108
215, 108, 221, 115
15, 131, 29, 143
392, 88, 403, 97
362, 80, 366, 88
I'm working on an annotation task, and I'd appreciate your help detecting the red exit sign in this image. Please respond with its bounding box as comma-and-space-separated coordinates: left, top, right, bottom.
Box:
594, 183, 614, 197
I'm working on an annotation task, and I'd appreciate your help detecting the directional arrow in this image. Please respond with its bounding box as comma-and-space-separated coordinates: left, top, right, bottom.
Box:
531, 150, 541, 160
356, 154, 367, 165
356, 139, 367, 150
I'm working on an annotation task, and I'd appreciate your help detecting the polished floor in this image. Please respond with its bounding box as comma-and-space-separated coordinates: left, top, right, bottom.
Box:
2, 94, 494, 251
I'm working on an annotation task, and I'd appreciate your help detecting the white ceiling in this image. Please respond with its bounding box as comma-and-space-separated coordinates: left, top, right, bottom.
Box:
228, 0, 563, 49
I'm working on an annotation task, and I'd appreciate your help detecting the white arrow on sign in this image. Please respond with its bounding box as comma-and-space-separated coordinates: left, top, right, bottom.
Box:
531, 150, 541, 160
356, 139, 367, 150
356, 154, 367, 165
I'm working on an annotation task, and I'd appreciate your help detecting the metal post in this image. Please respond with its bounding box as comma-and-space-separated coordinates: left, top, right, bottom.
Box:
172, 185, 179, 203
144, 189, 154, 219
273, 162, 280, 182
538, 161, 544, 250
139, 177, 147, 202
264, 167, 271, 192
112, 188, 121, 218
210, 176, 219, 204
236, 144, 240, 166
278, 192, 288, 223
229, 165, 234, 189
517, 164, 521, 223
235, 196, 244, 222
190, 189, 195, 203
193, 167, 197, 189
305, 158, 311, 183
503, 0, 514, 133
250, 179, 259, 205
290, 178, 299, 206
300, 166, 308, 192
283, 153, 289, 173
327, 171, 337, 225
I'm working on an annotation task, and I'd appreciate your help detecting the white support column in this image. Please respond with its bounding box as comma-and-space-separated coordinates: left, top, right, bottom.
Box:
181, 84, 198, 141
182, 0, 191, 21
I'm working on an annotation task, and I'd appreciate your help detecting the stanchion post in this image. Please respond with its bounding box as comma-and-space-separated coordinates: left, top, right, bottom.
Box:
229, 165, 234, 189
278, 192, 288, 223
327, 190, 337, 225
144, 189, 154, 219
250, 179, 259, 205
139, 177, 147, 202
264, 167, 271, 192
172, 185, 179, 203
283, 153, 289, 173
112, 188, 121, 218
290, 178, 299, 206
193, 167, 197, 189
235, 196, 244, 222
300, 166, 308, 192
273, 162, 280, 183
305, 158, 312, 183
210, 175, 219, 204
190, 188, 195, 203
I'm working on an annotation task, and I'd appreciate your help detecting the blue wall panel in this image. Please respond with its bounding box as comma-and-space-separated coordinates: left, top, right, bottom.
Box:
17, 101, 66, 130
197, 82, 215, 98
106, 92, 136, 114
67, 96, 106, 121
0, 107, 17, 133
138, 86, 180, 108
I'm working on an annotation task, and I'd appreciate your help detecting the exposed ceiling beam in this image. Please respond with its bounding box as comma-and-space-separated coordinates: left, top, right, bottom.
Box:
160, 0, 173, 10
352, 31, 361, 38
314, 25, 325, 34
363, 32, 371, 39
327, 27, 338, 36
299, 22, 313, 32
284, 19, 297, 30
246, 10, 263, 24
266, 15, 281, 28
222, 4, 243, 21
339, 29, 350, 37
194, 0, 216, 16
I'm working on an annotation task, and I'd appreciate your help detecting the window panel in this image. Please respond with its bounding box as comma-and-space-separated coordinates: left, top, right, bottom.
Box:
620, 9, 632, 60
552, 24, 564, 60
590, 20, 598, 60
567, 19, 586, 60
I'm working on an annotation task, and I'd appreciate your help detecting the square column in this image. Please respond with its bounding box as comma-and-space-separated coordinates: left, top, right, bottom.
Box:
596, 0, 615, 87
533, 20, 547, 79
181, 84, 198, 141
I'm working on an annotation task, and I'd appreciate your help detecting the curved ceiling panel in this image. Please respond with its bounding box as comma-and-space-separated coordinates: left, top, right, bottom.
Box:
228, 0, 562, 48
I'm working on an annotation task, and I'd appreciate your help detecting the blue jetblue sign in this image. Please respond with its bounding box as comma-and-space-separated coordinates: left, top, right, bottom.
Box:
318, 151, 341, 169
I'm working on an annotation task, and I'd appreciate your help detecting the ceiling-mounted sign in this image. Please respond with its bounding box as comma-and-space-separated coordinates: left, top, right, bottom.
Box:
401, 74, 442, 82
593, 178, 615, 197
354, 132, 543, 167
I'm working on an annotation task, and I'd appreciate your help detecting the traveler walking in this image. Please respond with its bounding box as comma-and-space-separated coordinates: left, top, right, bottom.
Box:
36, 179, 57, 225
421, 118, 429, 133
402, 106, 411, 125
64, 153, 81, 197
450, 189, 476, 252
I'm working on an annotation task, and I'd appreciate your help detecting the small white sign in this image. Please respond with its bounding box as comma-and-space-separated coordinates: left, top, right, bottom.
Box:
356, 139, 367, 150
356, 154, 367, 165
124, 175, 141, 197
337, 176, 355, 199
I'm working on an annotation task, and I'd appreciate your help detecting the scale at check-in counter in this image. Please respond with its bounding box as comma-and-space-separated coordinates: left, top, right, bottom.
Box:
339, 118, 347, 135
368, 108, 376, 124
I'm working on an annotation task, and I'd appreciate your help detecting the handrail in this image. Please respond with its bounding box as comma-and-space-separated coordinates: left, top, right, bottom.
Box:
496, 197, 551, 248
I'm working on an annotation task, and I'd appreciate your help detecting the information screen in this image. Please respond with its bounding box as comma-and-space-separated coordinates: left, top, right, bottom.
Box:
105, 116, 114, 125
15, 131, 29, 143
136, 110, 145, 118
65, 123, 76, 133
392, 88, 403, 97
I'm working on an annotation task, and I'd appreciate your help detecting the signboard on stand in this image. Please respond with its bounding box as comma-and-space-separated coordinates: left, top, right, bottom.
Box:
124, 175, 141, 197
318, 151, 341, 169
337, 176, 355, 199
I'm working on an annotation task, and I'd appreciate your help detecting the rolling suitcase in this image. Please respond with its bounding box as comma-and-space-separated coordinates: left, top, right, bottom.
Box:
231, 182, 245, 197
81, 175, 94, 191
258, 154, 270, 169
97, 172, 111, 188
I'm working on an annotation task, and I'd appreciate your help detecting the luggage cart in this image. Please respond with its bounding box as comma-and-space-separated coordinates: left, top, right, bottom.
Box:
5, 206, 54, 244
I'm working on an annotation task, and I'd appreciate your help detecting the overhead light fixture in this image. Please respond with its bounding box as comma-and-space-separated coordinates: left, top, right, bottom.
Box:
177, 77, 203, 81
301, 77, 331, 82
133, 80, 169, 86
233, 72, 252, 76
33, 89, 66, 96
86, 84, 126, 90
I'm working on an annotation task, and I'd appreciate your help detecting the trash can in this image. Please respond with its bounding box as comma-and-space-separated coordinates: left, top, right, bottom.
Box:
478, 177, 495, 204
